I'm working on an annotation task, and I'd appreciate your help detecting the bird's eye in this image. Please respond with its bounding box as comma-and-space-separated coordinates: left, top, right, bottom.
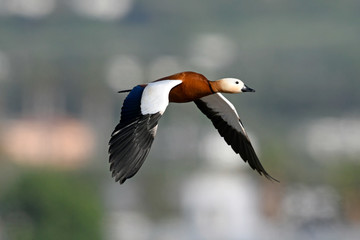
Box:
235, 81, 239, 84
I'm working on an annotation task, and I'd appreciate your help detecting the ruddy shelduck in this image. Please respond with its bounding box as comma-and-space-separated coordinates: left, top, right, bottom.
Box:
109, 71, 277, 184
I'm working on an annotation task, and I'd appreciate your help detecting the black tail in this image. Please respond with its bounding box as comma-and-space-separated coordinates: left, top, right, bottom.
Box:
118, 89, 132, 93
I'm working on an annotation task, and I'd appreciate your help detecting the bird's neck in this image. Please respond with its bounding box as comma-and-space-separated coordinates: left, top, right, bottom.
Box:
208, 80, 222, 93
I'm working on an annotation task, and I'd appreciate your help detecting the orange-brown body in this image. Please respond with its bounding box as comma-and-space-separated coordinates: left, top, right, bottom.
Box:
109, 71, 276, 184
155, 71, 217, 103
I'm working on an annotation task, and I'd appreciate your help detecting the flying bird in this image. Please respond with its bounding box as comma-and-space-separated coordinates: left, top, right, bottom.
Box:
108, 71, 276, 184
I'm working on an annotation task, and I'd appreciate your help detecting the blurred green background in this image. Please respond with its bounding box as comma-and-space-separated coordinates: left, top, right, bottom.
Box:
0, 0, 360, 239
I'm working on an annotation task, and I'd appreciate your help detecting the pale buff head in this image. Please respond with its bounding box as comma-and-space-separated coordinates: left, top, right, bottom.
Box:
215, 78, 255, 93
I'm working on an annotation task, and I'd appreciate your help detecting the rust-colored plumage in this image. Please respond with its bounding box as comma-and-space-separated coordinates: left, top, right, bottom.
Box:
156, 71, 216, 103
109, 71, 277, 184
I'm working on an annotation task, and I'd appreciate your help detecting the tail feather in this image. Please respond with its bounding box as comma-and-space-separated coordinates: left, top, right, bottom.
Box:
118, 89, 132, 93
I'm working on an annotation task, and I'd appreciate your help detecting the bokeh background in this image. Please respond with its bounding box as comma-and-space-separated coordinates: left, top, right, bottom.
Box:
0, 0, 360, 239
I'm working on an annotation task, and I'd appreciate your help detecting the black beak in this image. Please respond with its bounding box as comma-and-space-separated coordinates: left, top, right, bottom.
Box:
242, 85, 255, 92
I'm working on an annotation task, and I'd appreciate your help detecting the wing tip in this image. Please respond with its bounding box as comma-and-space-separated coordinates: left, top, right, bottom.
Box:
109, 165, 128, 184
260, 171, 280, 183
119, 177, 127, 184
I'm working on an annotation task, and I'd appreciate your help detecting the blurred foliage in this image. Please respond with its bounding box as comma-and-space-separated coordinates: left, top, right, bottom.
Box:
327, 162, 360, 191
0, 170, 102, 240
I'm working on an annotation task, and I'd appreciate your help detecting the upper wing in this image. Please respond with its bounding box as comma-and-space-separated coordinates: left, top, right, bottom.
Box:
109, 80, 182, 184
194, 93, 277, 181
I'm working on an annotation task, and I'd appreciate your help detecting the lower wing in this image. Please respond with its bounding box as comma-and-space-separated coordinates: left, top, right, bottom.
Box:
194, 93, 277, 181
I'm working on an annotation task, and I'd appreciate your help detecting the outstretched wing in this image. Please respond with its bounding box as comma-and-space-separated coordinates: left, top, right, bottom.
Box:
109, 80, 182, 184
194, 93, 277, 181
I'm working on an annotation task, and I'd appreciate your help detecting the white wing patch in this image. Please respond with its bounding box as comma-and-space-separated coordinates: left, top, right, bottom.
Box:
141, 80, 182, 115
216, 93, 239, 118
